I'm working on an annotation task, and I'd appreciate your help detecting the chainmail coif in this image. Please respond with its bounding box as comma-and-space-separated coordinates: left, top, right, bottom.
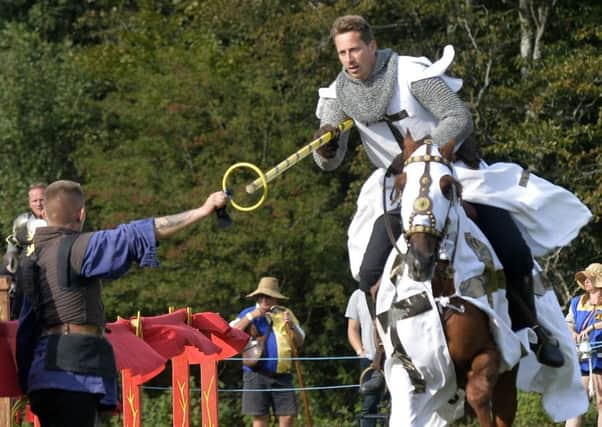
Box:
335, 49, 398, 124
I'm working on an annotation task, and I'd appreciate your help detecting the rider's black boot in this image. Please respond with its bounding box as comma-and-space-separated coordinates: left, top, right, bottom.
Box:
506, 275, 565, 368
531, 324, 565, 368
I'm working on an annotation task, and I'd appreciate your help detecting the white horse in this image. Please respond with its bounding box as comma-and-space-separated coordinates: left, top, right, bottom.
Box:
372, 133, 588, 425
375, 136, 525, 426
371, 134, 590, 426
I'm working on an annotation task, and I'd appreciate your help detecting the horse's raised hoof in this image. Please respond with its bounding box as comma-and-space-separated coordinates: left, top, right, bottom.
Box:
531, 341, 565, 368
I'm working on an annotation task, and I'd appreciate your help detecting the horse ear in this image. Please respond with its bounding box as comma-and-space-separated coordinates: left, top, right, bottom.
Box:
403, 130, 420, 159
439, 139, 456, 161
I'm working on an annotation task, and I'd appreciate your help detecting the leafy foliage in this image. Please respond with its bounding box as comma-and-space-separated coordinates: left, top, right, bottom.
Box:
0, 23, 97, 230
2, 0, 601, 424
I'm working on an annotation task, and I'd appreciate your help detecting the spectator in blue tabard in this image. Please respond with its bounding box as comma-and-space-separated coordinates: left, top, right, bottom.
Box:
566, 263, 602, 427
231, 277, 305, 427
16, 179, 228, 427
346, 288, 384, 427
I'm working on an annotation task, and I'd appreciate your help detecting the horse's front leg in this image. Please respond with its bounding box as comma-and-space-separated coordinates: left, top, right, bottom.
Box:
492, 367, 518, 427
465, 349, 499, 427
446, 302, 500, 427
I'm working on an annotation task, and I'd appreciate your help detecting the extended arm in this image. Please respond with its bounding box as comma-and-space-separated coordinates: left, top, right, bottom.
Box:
80, 191, 228, 279
313, 97, 350, 171
154, 191, 228, 239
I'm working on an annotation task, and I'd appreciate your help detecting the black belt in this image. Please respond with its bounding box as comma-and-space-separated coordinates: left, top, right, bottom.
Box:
42, 323, 104, 337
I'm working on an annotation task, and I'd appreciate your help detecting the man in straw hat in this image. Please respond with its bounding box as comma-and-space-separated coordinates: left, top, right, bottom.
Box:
566, 263, 602, 427
231, 276, 305, 427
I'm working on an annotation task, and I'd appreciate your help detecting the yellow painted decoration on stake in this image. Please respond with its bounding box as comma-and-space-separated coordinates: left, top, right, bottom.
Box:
203, 375, 216, 427
178, 380, 188, 427
127, 386, 139, 427
222, 162, 268, 212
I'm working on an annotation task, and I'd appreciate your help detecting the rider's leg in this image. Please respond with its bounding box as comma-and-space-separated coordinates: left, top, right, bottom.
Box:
358, 211, 400, 352
470, 203, 564, 367
470, 203, 533, 326
358, 210, 402, 294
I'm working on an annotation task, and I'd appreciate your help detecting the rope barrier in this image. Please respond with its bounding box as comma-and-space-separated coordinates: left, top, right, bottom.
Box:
136, 343, 602, 397
139, 354, 365, 395
226, 355, 362, 361
142, 384, 360, 393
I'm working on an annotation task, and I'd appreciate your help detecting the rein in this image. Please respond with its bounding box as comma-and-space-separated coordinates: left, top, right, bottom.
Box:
378, 141, 464, 394
383, 140, 462, 279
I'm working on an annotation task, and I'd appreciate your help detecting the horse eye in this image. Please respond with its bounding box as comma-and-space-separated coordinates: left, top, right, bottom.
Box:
440, 176, 454, 200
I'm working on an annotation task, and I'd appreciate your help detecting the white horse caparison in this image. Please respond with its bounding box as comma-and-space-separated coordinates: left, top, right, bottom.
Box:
376, 135, 518, 427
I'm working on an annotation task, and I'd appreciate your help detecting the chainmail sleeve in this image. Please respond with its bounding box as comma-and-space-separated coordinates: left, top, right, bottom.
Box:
410, 77, 473, 150
313, 97, 349, 171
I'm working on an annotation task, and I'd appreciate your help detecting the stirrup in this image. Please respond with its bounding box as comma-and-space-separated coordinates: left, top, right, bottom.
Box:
359, 367, 386, 395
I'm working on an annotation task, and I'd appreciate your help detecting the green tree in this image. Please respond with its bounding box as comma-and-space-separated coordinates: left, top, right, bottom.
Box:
1, 0, 600, 424
0, 23, 96, 232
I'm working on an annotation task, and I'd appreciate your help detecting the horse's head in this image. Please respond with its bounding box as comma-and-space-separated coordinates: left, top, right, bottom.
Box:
394, 132, 461, 282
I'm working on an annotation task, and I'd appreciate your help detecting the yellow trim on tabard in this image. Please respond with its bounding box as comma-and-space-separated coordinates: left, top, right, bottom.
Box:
577, 295, 602, 317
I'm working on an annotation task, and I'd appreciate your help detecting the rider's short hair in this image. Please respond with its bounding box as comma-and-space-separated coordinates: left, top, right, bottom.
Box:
330, 15, 374, 45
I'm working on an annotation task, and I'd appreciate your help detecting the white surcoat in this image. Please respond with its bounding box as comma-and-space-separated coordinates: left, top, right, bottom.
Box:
316, 45, 592, 425
316, 45, 462, 171
315, 45, 591, 280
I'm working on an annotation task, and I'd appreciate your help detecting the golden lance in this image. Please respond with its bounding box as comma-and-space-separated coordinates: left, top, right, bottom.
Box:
245, 118, 354, 195
222, 119, 354, 212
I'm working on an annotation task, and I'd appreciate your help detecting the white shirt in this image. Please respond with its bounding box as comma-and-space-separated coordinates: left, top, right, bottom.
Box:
344, 289, 376, 360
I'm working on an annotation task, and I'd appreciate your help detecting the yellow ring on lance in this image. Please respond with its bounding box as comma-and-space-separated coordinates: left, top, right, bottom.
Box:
222, 162, 268, 212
